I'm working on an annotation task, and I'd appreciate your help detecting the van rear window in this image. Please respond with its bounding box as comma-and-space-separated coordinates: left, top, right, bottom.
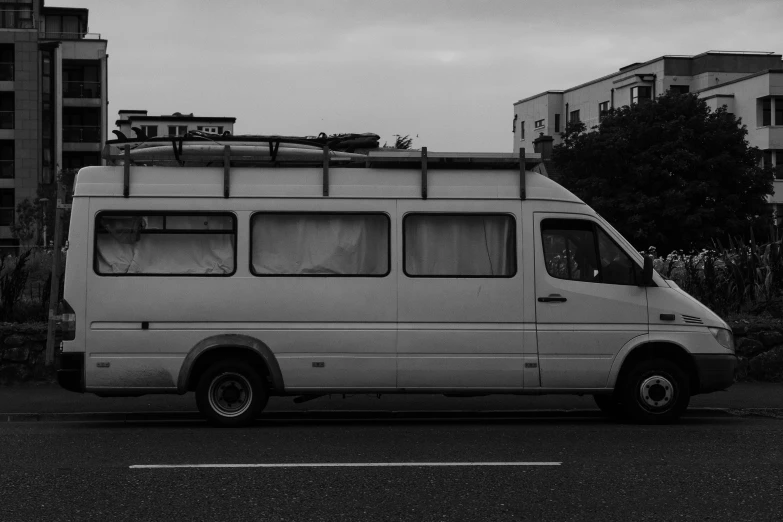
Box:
403, 214, 516, 277
250, 213, 390, 276
94, 212, 236, 276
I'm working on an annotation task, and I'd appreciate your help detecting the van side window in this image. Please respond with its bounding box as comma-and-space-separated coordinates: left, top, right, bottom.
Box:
250, 213, 389, 276
94, 213, 236, 276
404, 214, 516, 277
541, 219, 598, 282
595, 227, 636, 285
541, 219, 636, 285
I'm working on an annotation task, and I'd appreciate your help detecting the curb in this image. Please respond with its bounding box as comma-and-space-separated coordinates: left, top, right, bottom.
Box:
0, 407, 753, 423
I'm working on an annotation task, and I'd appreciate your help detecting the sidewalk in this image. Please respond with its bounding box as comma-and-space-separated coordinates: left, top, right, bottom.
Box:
0, 381, 781, 417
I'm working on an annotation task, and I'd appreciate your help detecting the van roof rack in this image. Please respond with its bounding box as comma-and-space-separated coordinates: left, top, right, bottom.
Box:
101, 139, 541, 201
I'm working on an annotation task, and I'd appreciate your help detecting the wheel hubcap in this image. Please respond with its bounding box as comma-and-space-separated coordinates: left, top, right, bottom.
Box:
639, 375, 674, 410
208, 372, 253, 418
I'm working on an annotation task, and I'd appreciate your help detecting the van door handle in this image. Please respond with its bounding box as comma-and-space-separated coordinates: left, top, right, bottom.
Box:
538, 295, 567, 303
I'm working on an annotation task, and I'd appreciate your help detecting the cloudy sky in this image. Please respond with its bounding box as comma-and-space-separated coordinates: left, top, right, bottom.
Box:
51, 0, 783, 151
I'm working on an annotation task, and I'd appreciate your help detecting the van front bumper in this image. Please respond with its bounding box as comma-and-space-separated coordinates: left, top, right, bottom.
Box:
693, 354, 737, 394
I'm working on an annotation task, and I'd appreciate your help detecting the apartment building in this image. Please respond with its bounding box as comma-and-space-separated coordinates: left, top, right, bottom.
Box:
115, 111, 236, 139
0, 0, 107, 249
513, 51, 783, 208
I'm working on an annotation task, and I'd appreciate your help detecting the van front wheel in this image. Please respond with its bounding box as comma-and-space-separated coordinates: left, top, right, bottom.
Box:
621, 358, 690, 424
196, 359, 268, 427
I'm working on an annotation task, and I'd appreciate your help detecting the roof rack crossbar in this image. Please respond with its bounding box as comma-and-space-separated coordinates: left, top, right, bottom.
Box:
421, 147, 428, 199
322, 146, 329, 197
123, 145, 130, 198
223, 145, 230, 198
519, 148, 526, 200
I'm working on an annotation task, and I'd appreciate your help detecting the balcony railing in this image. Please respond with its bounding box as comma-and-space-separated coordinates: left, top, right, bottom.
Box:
39, 31, 101, 40
0, 63, 12, 82
0, 160, 13, 178
63, 125, 101, 143
63, 81, 101, 99
0, 111, 13, 129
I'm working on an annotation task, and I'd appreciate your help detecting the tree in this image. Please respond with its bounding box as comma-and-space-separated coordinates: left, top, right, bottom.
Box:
552, 91, 774, 255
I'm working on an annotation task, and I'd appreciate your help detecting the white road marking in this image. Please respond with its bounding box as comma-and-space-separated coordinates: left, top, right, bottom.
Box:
131, 462, 561, 469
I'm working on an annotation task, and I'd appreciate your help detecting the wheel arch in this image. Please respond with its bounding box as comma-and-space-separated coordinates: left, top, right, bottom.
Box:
607, 336, 699, 394
177, 334, 285, 395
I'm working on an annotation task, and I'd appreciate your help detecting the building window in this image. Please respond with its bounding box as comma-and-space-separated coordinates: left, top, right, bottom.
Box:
94, 212, 237, 276
669, 85, 690, 95
168, 125, 188, 136
404, 214, 516, 277
0, 4, 33, 30
63, 108, 101, 143
0, 140, 13, 179
554, 114, 560, 133
42, 13, 85, 39
569, 110, 580, 124
598, 101, 609, 122
534, 119, 545, 129
62, 62, 101, 98
250, 213, 390, 276
0, 188, 13, 226
62, 152, 100, 171
0, 92, 12, 129
776, 99, 783, 126
519, 121, 525, 140
140, 125, 158, 138
197, 126, 219, 134
631, 86, 652, 105
761, 99, 772, 127
512, 114, 517, 133
0, 44, 12, 81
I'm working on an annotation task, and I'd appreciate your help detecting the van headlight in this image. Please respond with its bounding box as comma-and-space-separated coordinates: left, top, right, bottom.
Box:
708, 327, 734, 353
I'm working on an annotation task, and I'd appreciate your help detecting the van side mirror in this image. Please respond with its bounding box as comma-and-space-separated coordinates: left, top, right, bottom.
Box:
640, 256, 654, 286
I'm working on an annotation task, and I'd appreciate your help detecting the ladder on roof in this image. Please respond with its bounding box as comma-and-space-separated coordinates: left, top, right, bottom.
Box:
102, 142, 541, 201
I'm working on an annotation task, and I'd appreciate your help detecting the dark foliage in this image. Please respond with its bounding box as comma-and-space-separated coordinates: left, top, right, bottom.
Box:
552, 92, 774, 255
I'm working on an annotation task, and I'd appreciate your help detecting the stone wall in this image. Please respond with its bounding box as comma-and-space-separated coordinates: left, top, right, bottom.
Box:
0, 323, 58, 384
729, 320, 783, 382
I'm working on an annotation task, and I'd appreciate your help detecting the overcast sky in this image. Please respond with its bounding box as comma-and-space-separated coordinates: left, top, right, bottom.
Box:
51, 0, 783, 152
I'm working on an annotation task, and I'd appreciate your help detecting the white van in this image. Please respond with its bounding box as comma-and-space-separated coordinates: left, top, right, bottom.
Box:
57, 150, 736, 426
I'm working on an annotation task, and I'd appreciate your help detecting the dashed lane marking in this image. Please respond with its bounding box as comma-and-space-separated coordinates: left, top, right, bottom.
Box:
130, 462, 562, 469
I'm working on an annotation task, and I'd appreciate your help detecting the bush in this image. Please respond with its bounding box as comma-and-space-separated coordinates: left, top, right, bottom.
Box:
646, 231, 783, 316
0, 248, 63, 323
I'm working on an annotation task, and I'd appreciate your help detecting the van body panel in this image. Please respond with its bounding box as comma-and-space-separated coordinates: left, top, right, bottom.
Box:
61, 195, 90, 355
84, 197, 398, 391
74, 165, 582, 203
533, 212, 648, 388
647, 285, 728, 330
396, 200, 526, 389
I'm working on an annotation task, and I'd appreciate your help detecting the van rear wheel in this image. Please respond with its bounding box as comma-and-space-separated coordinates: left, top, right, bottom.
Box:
196, 359, 268, 427
621, 358, 690, 424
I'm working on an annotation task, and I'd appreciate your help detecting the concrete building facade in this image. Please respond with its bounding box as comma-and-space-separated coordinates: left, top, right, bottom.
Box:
115, 111, 236, 140
0, 0, 107, 248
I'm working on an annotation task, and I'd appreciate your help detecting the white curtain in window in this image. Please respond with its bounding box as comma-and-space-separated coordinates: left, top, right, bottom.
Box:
95, 215, 234, 275
405, 215, 515, 276
251, 214, 388, 275
97, 234, 234, 275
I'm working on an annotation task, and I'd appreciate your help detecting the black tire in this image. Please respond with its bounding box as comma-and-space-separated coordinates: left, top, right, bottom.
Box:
195, 359, 268, 427
593, 394, 623, 419
620, 358, 690, 425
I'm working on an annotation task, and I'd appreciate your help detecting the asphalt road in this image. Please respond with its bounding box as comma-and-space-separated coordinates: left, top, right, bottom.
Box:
1, 412, 782, 521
